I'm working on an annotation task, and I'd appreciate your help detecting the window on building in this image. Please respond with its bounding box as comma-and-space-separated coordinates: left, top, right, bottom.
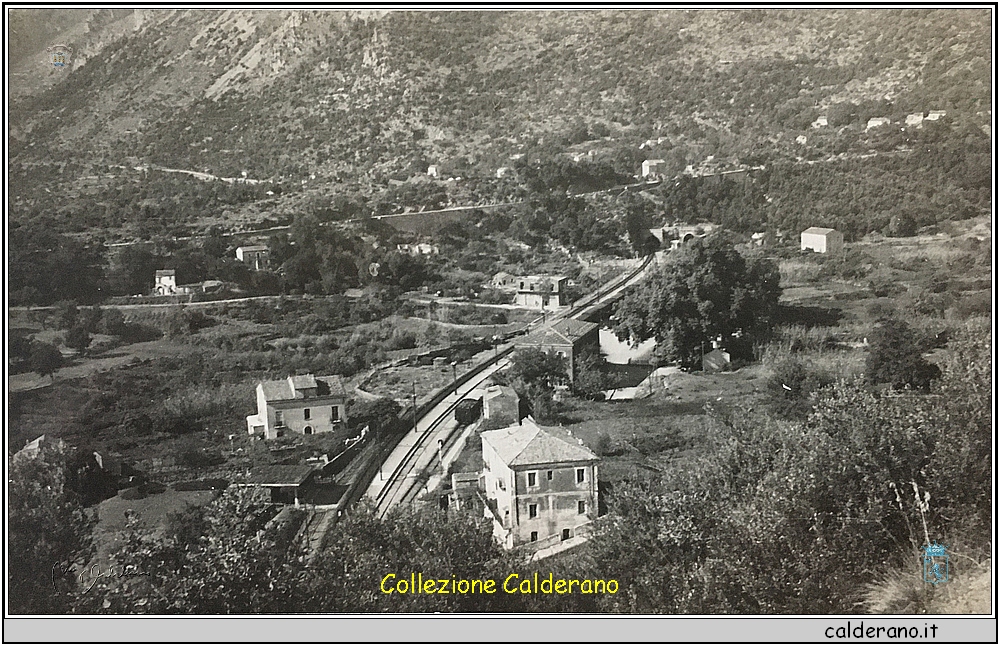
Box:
274, 410, 284, 426
576, 468, 585, 483
561, 528, 571, 541
547, 470, 553, 480
529, 504, 537, 519
331, 406, 340, 421
303, 408, 311, 420
578, 500, 586, 514
527, 472, 537, 487
556, 351, 566, 358
304, 426, 313, 435
530, 531, 538, 542
498, 479, 505, 491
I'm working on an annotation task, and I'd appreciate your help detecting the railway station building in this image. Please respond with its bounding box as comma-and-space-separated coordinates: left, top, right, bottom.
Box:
513, 319, 599, 383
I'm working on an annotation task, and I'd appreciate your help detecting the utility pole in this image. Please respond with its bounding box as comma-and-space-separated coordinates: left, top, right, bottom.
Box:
451, 361, 458, 396
411, 381, 417, 434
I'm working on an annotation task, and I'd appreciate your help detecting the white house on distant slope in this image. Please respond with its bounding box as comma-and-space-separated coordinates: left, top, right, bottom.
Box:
800, 227, 844, 254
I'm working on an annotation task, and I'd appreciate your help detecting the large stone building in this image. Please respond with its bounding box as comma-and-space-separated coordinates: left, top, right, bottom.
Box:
246, 374, 348, 440
481, 418, 599, 549
513, 319, 599, 383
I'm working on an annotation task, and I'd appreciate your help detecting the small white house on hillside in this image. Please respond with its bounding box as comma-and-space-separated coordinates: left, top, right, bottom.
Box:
800, 227, 844, 254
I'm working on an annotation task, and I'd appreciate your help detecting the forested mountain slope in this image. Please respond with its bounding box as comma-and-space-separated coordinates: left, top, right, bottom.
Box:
8, 9, 992, 242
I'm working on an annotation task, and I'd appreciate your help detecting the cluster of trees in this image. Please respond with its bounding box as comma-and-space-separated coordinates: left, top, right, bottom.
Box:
507, 193, 628, 255
614, 234, 781, 370
10, 213, 447, 307
9, 228, 106, 306
64, 488, 593, 614
501, 348, 567, 422
11, 301, 163, 376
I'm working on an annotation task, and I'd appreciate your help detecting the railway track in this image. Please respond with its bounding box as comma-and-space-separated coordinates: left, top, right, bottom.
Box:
367, 253, 658, 517
372, 361, 509, 516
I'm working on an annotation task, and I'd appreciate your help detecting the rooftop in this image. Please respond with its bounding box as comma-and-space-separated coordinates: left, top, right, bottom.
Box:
517, 319, 598, 347
482, 418, 598, 467
237, 245, 268, 252
240, 465, 315, 487
802, 227, 838, 235
259, 374, 345, 402
155, 269, 175, 276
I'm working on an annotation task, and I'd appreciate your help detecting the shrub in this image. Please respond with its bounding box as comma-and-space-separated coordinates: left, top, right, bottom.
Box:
594, 432, 626, 457
766, 357, 831, 419
865, 319, 941, 391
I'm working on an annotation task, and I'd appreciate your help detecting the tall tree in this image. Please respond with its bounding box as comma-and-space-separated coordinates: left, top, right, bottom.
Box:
623, 193, 660, 257
9, 442, 95, 614
503, 348, 566, 422
613, 234, 781, 369
29, 342, 64, 380
65, 325, 92, 355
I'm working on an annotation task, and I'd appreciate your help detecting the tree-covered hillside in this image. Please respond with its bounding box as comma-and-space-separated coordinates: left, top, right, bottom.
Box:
8, 9, 992, 243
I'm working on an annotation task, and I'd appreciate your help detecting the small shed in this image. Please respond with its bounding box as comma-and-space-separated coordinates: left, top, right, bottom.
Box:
238, 465, 315, 506
800, 227, 844, 254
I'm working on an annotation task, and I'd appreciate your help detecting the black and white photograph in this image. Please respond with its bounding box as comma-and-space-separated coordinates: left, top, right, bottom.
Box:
5, 5, 995, 641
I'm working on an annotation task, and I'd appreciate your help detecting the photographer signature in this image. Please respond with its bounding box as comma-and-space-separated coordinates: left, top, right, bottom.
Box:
52, 562, 149, 593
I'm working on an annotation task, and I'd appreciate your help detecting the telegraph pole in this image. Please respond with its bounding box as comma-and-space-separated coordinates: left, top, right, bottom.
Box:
411, 381, 417, 434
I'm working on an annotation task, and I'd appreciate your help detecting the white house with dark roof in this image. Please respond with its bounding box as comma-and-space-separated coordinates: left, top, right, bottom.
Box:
246, 374, 348, 440
641, 159, 667, 178
481, 418, 599, 549
513, 319, 599, 383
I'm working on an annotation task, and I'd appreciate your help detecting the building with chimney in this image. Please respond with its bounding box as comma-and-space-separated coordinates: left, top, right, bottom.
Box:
246, 374, 348, 440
